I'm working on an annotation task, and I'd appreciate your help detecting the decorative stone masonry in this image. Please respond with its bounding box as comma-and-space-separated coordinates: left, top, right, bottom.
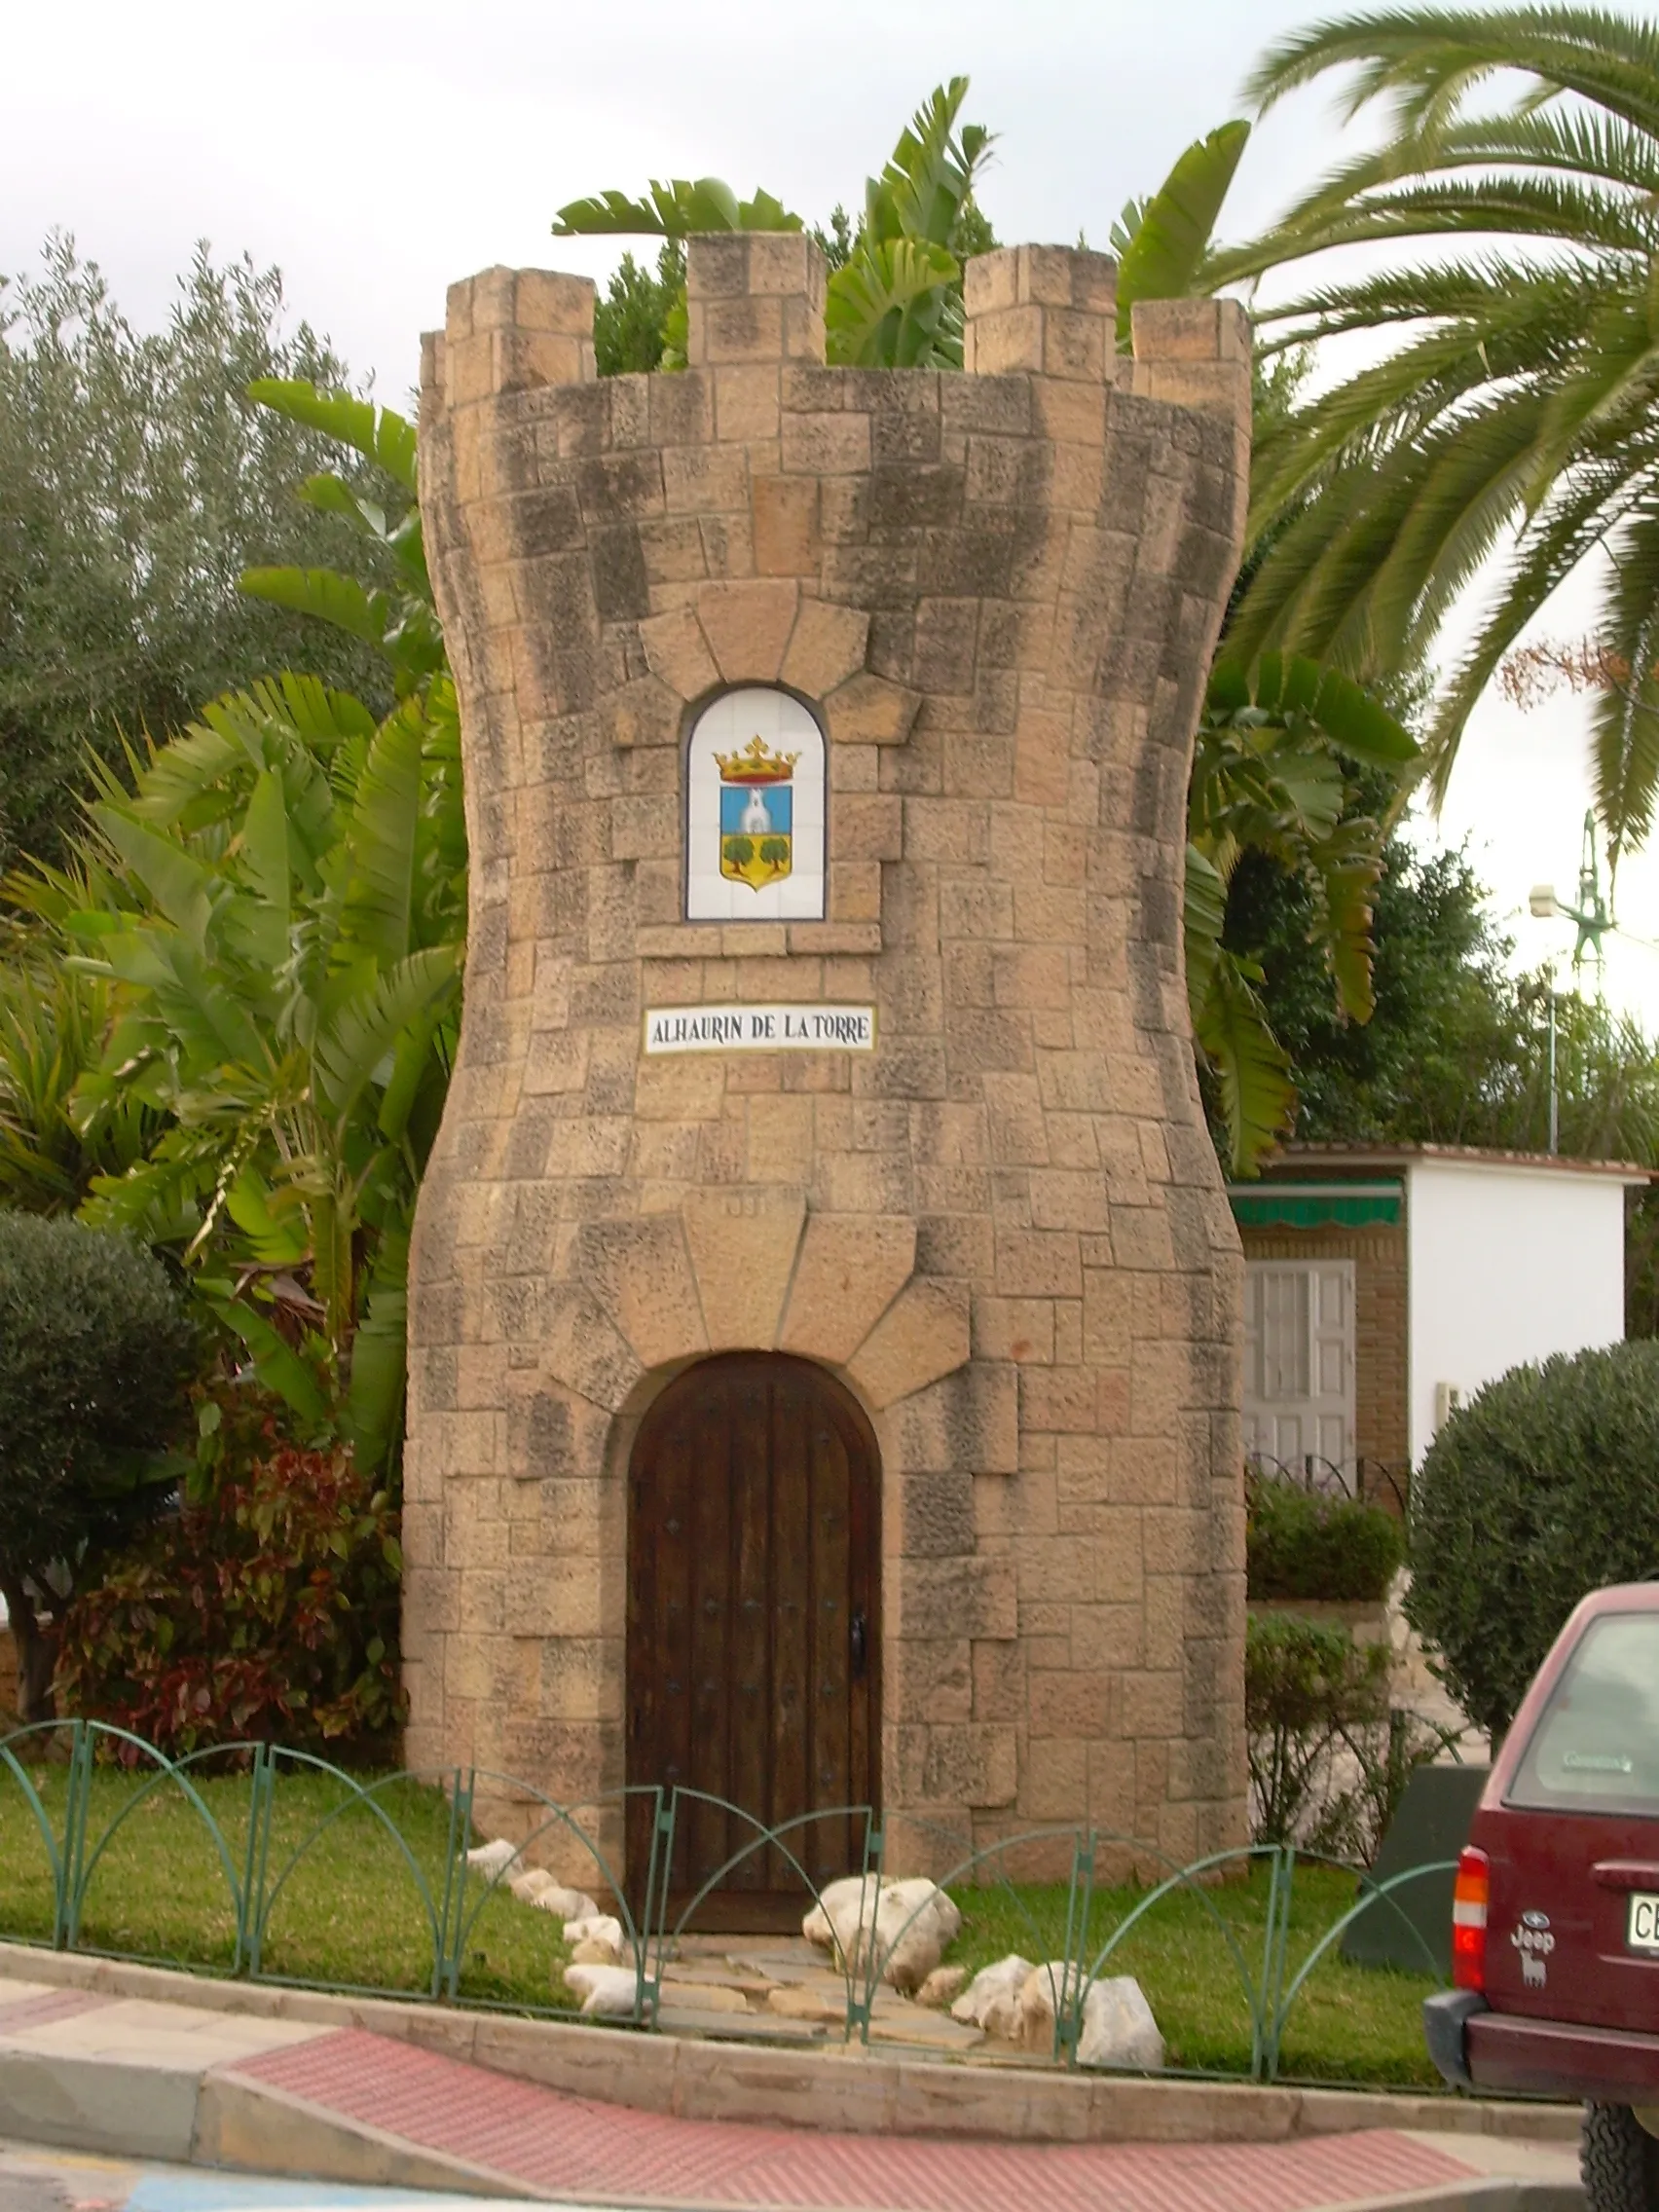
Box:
407, 233, 1251, 1878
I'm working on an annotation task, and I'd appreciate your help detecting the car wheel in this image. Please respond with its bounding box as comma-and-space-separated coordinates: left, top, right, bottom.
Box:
1582, 2103, 1659, 2211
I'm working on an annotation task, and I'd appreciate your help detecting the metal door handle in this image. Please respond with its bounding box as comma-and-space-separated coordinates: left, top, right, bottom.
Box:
850, 1609, 867, 1680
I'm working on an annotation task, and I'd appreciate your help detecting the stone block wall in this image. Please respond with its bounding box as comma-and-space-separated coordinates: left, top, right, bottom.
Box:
407, 233, 1251, 1872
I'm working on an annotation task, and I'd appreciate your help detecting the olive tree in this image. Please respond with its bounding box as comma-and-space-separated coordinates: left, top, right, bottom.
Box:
0, 236, 391, 866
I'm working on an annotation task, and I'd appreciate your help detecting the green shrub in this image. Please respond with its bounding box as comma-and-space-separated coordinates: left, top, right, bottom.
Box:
56, 1408, 404, 1757
0, 1210, 197, 1721
1407, 1340, 1659, 1739
1246, 1610, 1392, 1849
1246, 1474, 1407, 1603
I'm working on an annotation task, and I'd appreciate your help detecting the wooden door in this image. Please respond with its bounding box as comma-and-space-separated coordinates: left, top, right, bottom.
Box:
626, 1353, 880, 1924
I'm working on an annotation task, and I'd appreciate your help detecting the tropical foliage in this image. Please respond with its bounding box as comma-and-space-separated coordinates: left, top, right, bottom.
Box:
1188, 655, 1418, 1170
556, 79, 996, 370
1211, 6, 1659, 863
0, 930, 154, 1213
56, 1394, 404, 1756
2, 385, 462, 1480
1110, 120, 1252, 349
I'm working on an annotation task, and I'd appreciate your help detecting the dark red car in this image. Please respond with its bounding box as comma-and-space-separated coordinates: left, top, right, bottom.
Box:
1425, 1581, 1659, 2210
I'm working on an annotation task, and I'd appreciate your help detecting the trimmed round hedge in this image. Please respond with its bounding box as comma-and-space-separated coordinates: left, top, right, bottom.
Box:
0, 1209, 197, 1627
1406, 1339, 1659, 1740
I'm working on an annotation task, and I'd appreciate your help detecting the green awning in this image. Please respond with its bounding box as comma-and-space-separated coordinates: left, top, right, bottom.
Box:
1227, 1180, 1403, 1229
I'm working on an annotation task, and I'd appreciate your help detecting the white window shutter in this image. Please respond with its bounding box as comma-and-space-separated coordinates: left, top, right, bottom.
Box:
1242, 1259, 1357, 1478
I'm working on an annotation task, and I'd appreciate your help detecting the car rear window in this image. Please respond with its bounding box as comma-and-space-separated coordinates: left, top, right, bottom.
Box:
1507, 1611, 1659, 1815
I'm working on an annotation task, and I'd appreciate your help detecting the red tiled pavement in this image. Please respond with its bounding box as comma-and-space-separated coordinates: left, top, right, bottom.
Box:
227, 2029, 1479, 2212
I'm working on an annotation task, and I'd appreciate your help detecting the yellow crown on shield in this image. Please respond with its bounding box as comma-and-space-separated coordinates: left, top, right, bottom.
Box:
714, 734, 798, 786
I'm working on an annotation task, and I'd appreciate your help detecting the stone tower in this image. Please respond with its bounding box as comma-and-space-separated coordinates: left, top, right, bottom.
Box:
405, 235, 1250, 1888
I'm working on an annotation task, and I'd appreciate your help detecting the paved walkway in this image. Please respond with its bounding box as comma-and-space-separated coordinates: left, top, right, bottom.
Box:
0, 1980, 1581, 2210
0, 2134, 523, 2212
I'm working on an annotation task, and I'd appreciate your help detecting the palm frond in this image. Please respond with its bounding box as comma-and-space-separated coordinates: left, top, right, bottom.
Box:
1589, 500, 1659, 860
1424, 457, 1633, 793
1246, 10, 1659, 143
1220, 170, 1655, 285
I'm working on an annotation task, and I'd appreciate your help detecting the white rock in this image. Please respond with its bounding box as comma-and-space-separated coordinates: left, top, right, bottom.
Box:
562, 1962, 640, 2017
950, 1953, 1034, 2039
799, 1875, 960, 1993
533, 1884, 600, 1924
464, 1837, 519, 1877
887, 1875, 962, 1946
1076, 1975, 1165, 2072
570, 1935, 620, 1964
1014, 1961, 1082, 2053
563, 1911, 624, 1963
508, 1867, 555, 1903
916, 1965, 967, 2009
801, 1874, 867, 1949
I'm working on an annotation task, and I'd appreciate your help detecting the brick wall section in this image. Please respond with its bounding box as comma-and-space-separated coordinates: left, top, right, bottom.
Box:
1238, 1223, 1410, 1470
407, 237, 1252, 1873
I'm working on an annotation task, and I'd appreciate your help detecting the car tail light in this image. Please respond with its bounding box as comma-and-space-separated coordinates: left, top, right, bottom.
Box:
1452, 1846, 1490, 1991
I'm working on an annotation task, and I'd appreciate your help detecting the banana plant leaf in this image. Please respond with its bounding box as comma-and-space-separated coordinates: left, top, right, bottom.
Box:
553, 179, 801, 238
245, 380, 418, 495
1116, 120, 1251, 351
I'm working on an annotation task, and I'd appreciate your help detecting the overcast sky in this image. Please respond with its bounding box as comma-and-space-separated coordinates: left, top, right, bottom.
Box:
7, 0, 1653, 1020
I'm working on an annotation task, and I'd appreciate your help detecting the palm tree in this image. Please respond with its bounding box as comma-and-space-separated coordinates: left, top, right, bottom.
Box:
1213, 8, 1659, 865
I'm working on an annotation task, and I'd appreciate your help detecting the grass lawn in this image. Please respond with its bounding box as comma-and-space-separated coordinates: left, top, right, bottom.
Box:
946, 1868, 1442, 2086
0, 1757, 575, 2011
0, 1757, 1441, 2085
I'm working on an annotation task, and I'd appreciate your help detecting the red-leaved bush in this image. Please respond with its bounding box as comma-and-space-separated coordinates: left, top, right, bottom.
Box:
55, 1424, 404, 1757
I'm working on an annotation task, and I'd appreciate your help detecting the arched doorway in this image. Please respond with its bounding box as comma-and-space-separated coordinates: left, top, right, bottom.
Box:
626, 1353, 881, 1925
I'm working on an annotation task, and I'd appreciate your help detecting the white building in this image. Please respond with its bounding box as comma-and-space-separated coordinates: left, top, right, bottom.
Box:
1229, 1144, 1648, 1476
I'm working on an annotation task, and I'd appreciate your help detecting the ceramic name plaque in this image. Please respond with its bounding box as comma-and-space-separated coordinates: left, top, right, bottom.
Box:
643, 1005, 876, 1054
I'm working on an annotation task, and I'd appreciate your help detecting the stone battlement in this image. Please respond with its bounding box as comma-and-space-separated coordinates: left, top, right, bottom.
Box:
406, 238, 1250, 1883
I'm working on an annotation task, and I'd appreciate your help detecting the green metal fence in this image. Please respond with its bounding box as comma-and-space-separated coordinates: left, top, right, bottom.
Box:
0, 1721, 1450, 2081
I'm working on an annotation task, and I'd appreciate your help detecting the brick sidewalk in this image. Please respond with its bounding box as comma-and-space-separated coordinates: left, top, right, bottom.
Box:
229, 2028, 1480, 2212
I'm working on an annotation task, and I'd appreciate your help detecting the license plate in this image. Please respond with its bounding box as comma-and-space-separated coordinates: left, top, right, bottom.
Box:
1628, 1894, 1659, 1951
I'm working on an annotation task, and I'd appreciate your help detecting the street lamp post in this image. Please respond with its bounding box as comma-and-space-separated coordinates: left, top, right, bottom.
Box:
1530, 810, 1616, 1155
